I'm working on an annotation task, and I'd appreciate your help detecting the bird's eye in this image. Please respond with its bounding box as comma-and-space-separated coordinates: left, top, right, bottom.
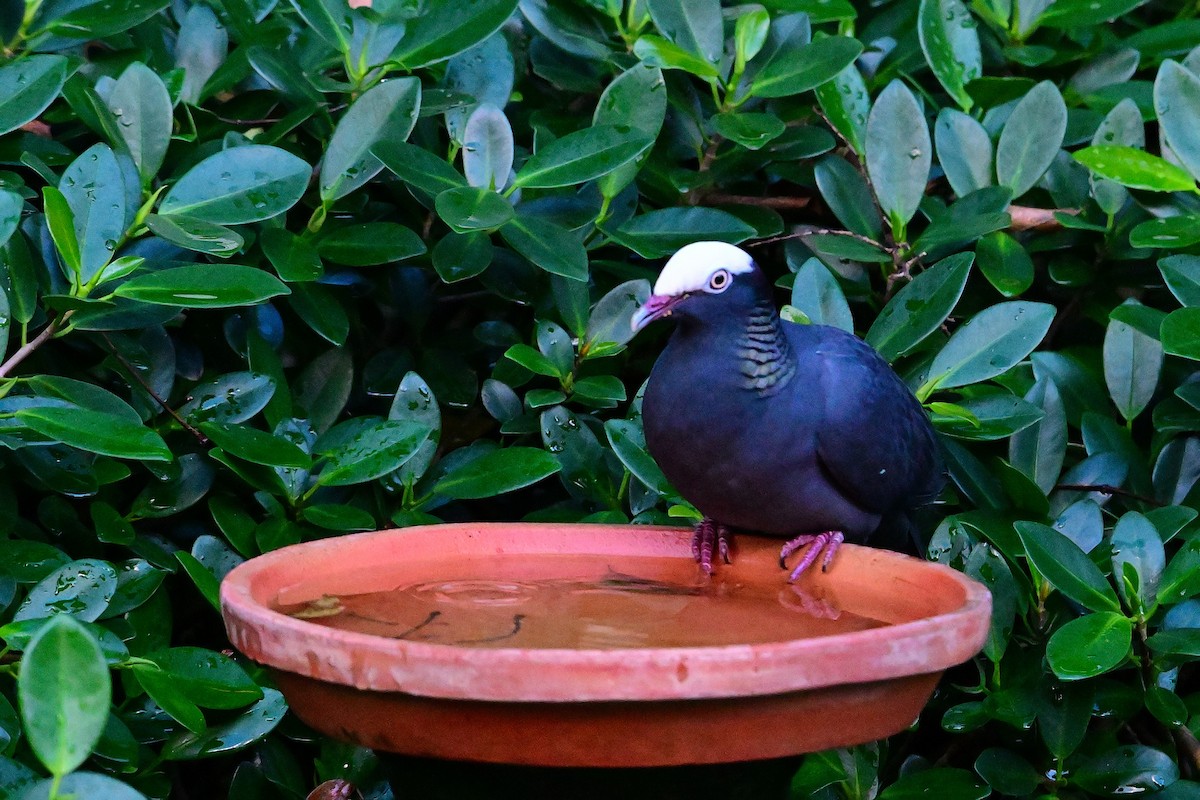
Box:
708, 269, 731, 292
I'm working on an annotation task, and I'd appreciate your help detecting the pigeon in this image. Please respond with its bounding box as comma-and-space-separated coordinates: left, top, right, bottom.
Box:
629, 241, 944, 580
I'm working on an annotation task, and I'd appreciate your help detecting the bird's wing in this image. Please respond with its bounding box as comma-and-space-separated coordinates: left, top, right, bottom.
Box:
806, 325, 938, 516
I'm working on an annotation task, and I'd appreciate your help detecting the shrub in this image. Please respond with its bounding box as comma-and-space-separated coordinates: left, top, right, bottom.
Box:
1, 0, 1200, 797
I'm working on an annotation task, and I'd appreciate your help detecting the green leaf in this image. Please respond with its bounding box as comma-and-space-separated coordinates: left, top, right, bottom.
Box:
18, 615, 111, 777
199, 422, 310, 468
1155, 60, 1200, 182
163, 688, 285, 760
132, 663, 206, 733
1162, 308, 1200, 360
0, 55, 69, 137
261, 228, 322, 283
605, 418, 672, 495
0, 189, 20, 252
42, 186, 81, 278
37, 0, 171, 38
748, 36, 863, 99
976, 231, 1034, 298
144, 214, 243, 258
1160, 255, 1200, 307
159, 145, 311, 224
814, 155, 882, 238
114, 264, 290, 308
924, 301, 1056, 392
318, 222, 426, 266
21, 772, 147, 800
59, 144, 126, 285
877, 768, 989, 800
814, 62, 869, 156
1015, 521, 1121, 612
149, 647, 263, 710
1104, 302, 1163, 422
15, 559, 117, 623
790, 258, 852, 331
996, 81, 1067, 198
1040, 0, 1148, 27
14, 406, 171, 461
932, 392, 1044, 441
1073, 746, 1180, 795
1046, 612, 1132, 680
175, 552, 220, 612
373, 140, 468, 195
646, 0, 722, 64
866, 252, 972, 362
632, 35, 721, 78
611, 207, 756, 259
320, 78, 421, 202
1008, 379, 1066, 494
389, 0, 518, 70
500, 213, 588, 280
316, 420, 430, 487
918, 0, 982, 111
1159, 538, 1200, 604
434, 447, 562, 499
512, 125, 654, 189
433, 231, 493, 283
505, 342, 563, 377
866, 80, 931, 234
1112, 510, 1165, 610
287, 0, 351, 52
1073, 145, 1196, 192
711, 112, 786, 150
434, 186, 514, 233
592, 63, 667, 198
935, 109, 994, 197
462, 104, 514, 190
1129, 215, 1200, 249
107, 63, 172, 184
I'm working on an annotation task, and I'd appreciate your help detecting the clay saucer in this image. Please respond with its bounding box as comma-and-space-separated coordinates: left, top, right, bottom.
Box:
220, 523, 990, 766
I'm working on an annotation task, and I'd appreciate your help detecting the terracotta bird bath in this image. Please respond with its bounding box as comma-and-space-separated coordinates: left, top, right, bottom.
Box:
220, 523, 990, 767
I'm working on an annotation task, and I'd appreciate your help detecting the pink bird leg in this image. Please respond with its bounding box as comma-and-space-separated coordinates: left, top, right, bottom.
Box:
779, 531, 845, 581
692, 517, 733, 575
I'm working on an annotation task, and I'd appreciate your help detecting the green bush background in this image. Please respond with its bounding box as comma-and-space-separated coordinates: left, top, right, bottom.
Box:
2, 0, 1200, 797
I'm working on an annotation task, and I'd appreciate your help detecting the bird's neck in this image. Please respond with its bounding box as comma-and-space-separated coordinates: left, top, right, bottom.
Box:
734, 299, 795, 395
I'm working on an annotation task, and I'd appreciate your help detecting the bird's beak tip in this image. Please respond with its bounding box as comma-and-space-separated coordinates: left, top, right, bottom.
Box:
630, 295, 676, 333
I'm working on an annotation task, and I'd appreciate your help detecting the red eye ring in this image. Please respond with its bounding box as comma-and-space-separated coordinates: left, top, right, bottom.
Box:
709, 270, 730, 291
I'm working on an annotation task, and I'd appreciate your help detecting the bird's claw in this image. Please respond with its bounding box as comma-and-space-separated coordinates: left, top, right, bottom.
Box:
692, 518, 733, 575
780, 531, 845, 581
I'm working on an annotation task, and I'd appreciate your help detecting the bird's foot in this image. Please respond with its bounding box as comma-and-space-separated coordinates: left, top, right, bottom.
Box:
691, 517, 733, 576
779, 531, 845, 581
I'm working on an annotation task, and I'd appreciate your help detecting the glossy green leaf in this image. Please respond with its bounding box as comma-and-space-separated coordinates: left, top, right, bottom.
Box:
1015, 521, 1121, 612
389, 0, 518, 70
500, 213, 588, 280
462, 104, 514, 190
632, 35, 720, 78
512, 125, 654, 189
814, 155, 882, 238
160, 145, 310, 224
37, 0, 171, 38
612, 207, 756, 259
866, 80, 931, 234
108, 62, 171, 184
433, 446, 562, 498
1130, 215, 1200, 249
15, 559, 117, 623
814, 62, 869, 156
1162, 308, 1200, 360
1112, 510, 1165, 610
790, 258, 852, 332
1073, 746, 1180, 795
1155, 60, 1200, 182
711, 112, 786, 150
877, 768, 989, 800
1008, 379, 1066, 494
866, 252, 972, 362
59, 144, 126, 285
1160, 255, 1200, 307
18, 615, 111, 777
435, 186, 514, 233
996, 81, 1067, 198
433, 231, 493, 283
0, 55, 69, 137
162, 688, 285, 760
976, 231, 1033, 298
646, 0, 722, 64
1105, 301, 1163, 421
1046, 612, 1132, 680
374, 140, 468, 195
316, 420, 430, 487
918, 0, 982, 111
14, 406, 171, 461
1073, 145, 1196, 192
149, 647, 263, 710
320, 78, 421, 201
114, 264, 290, 308
748, 36, 863, 99
924, 301, 1056, 393
318, 223, 426, 266
199, 421, 310, 468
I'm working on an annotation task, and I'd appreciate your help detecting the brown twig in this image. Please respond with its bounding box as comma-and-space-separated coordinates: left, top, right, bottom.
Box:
1009, 205, 1078, 232
0, 314, 67, 379
1174, 726, 1200, 778
99, 333, 209, 446
704, 193, 811, 210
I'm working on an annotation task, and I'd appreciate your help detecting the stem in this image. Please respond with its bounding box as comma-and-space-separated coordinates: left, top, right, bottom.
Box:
99, 333, 208, 445
1053, 483, 1165, 507
0, 312, 69, 379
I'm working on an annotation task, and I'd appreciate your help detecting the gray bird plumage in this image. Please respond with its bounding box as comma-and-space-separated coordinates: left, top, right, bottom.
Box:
630, 242, 943, 578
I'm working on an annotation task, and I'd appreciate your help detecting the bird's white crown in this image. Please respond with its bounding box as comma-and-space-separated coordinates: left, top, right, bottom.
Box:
653, 241, 755, 296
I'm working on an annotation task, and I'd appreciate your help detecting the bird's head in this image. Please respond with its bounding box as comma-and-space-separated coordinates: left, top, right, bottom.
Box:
630, 241, 763, 333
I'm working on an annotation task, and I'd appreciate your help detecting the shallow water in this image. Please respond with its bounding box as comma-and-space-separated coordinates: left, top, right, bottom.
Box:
273, 555, 887, 649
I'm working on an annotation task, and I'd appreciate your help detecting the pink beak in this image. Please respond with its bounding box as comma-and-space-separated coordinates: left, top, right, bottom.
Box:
630, 294, 683, 333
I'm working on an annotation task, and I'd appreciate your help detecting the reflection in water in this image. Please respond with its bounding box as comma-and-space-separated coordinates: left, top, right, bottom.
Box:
275, 555, 886, 650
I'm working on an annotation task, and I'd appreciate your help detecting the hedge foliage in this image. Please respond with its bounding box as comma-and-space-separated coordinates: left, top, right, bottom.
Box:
2, 0, 1200, 797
